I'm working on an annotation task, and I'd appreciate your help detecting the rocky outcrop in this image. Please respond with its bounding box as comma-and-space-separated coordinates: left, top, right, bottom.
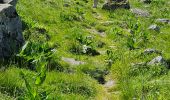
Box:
0, 1, 24, 59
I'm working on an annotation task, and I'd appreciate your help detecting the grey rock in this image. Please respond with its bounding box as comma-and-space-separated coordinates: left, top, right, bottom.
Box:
143, 48, 161, 55
98, 50, 106, 55
63, 3, 70, 7
156, 18, 170, 24
131, 8, 150, 17
62, 57, 85, 66
82, 45, 100, 56
87, 29, 106, 37
104, 80, 115, 88
147, 56, 167, 66
0, 0, 18, 6
0, 4, 24, 59
148, 24, 160, 32
102, 1, 130, 10
100, 21, 114, 26
140, 0, 151, 4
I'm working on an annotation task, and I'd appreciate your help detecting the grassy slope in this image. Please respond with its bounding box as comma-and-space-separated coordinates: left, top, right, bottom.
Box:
0, 0, 170, 99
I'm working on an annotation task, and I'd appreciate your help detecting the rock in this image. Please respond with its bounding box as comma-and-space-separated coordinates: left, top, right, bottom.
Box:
140, 0, 151, 4
100, 21, 114, 26
0, 4, 24, 59
87, 29, 106, 37
131, 8, 150, 17
113, 0, 127, 2
102, 1, 130, 10
63, 3, 70, 7
148, 24, 160, 32
147, 56, 168, 66
156, 18, 170, 24
104, 80, 115, 88
98, 50, 106, 55
62, 57, 85, 66
0, 0, 18, 6
143, 48, 161, 55
82, 45, 100, 56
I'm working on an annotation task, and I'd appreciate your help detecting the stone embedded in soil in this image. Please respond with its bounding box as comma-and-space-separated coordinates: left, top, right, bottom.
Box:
148, 24, 160, 32
62, 57, 85, 66
104, 80, 115, 88
140, 0, 152, 4
143, 48, 161, 55
82, 45, 100, 56
147, 56, 168, 67
102, 1, 130, 10
156, 18, 170, 24
131, 8, 150, 17
87, 29, 106, 37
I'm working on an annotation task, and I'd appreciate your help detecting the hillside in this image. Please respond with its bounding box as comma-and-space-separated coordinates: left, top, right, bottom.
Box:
0, 0, 170, 99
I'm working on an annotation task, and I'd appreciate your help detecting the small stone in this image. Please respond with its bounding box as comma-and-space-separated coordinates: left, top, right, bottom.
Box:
148, 24, 160, 32
100, 21, 114, 26
156, 18, 170, 24
104, 80, 115, 88
87, 29, 106, 37
131, 8, 150, 17
143, 48, 161, 55
140, 0, 151, 4
63, 3, 70, 7
62, 57, 85, 66
147, 56, 167, 66
82, 45, 100, 56
98, 50, 106, 55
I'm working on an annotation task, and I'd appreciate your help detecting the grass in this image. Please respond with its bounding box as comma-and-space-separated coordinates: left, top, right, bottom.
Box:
0, 0, 170, 99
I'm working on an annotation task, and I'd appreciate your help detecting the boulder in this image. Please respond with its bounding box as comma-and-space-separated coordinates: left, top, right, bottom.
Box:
102, 1, 130, 10
0, 4, 23, 59
0, 0, 18, 6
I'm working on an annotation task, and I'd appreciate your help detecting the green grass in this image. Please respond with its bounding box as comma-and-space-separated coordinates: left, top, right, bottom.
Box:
0, 0, 170, 99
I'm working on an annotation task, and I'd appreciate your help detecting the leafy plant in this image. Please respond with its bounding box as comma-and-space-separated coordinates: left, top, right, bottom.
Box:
127, 20, 143, 50
20, 61, 49, 100
18, 41, 54, 99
